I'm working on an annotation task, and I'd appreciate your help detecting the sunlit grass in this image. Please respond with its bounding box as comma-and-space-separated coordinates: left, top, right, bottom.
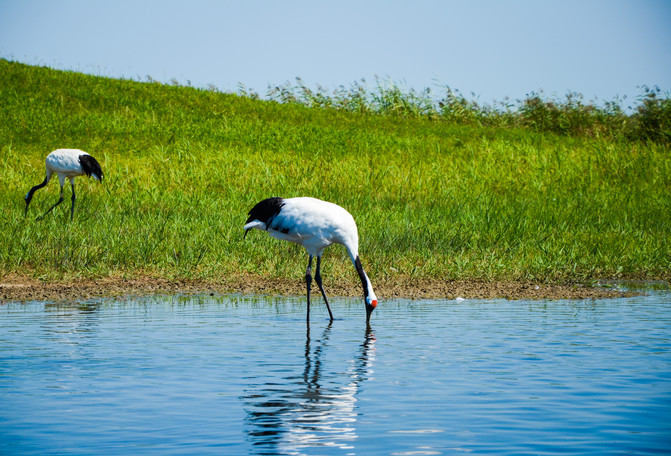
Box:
1, 59, 669, 286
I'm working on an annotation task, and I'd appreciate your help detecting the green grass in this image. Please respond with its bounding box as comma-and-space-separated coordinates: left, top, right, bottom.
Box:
1, 59, 669, 286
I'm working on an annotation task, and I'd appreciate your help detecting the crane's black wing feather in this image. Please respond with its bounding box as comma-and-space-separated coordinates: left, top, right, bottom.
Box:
79, 154, 104, 181
246, 197, 284, 226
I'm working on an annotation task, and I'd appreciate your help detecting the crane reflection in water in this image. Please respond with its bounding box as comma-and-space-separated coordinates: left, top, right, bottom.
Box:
241, 324, 376, 454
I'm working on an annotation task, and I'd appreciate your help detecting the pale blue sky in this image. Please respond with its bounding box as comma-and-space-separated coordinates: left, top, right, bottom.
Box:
1, 0, 670, 107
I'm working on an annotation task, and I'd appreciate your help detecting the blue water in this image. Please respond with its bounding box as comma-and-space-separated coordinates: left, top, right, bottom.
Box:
1, 292, 670, 455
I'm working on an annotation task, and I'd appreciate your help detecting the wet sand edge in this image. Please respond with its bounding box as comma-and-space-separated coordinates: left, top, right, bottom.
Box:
0, 273, 636, 303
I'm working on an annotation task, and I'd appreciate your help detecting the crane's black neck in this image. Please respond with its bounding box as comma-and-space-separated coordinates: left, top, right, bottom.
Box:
354, 256, 371, 299
25, 176, 49, 204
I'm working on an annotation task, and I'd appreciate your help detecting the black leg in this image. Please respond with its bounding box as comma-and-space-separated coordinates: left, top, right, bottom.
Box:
305, 255, 313, 324
39, 184, 65, 219
70, 181, 76, 221
315, 256, 334, 321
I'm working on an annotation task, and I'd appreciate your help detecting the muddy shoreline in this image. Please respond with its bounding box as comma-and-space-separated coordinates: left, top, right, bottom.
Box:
0, 274, 638, 304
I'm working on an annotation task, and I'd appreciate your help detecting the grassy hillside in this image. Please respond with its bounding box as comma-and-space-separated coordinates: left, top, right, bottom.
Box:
1, 59, 669, 287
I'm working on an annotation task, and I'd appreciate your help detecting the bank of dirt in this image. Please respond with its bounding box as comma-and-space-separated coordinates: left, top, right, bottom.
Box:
0, 273, 636, 304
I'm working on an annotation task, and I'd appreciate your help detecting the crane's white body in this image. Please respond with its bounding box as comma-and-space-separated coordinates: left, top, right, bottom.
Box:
244, 197, 377, 323
42, 149, 103, 186
246, 197, 360, 260
24, 148, 104, 220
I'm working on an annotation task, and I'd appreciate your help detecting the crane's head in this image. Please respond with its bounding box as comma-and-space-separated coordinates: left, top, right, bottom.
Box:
365, 295, 377, 324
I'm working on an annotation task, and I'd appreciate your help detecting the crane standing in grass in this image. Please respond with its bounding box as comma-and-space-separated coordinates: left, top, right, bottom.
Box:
24, 149, 104, 221
244, 196, 378, 325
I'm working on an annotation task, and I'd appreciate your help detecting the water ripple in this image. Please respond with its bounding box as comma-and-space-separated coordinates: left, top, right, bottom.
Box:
1, 293, 670, 454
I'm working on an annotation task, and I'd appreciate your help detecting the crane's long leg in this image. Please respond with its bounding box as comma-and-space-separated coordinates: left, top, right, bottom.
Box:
69, 179, 76, 221
39, 184, 65, 220
305, 255, 314, 324
315, 256, 334, 321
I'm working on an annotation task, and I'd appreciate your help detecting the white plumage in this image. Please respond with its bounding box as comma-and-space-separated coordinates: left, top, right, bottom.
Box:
25, 149, 104, 220
244, 197, 378, 324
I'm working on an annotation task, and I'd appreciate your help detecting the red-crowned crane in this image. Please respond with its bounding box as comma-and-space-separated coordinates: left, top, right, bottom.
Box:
24, 149, 104, 221
244, 197, 378, 325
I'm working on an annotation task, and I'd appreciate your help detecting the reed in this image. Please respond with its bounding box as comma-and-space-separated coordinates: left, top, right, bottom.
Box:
265, 76, 671, 143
